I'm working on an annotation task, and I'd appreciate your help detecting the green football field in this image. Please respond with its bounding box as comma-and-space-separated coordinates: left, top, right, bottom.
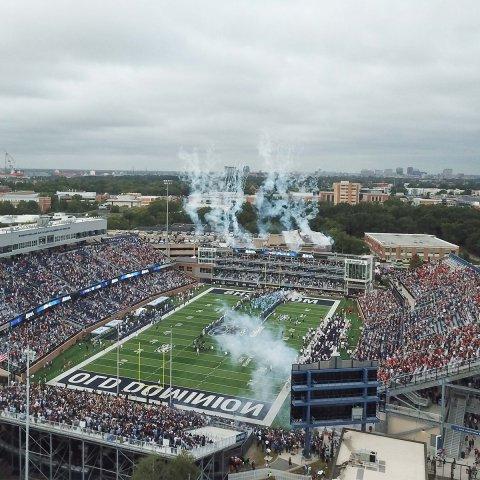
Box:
82, 289, 334, 402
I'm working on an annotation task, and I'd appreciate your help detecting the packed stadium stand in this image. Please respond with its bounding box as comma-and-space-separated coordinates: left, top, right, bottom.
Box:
180, 246, 374, 293
355, 255, 480, 383
0, 235, 194, 372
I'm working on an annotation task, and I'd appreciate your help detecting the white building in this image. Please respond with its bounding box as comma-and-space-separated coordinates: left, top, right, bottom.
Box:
0, 217, 107, 258
104, 193, 161, 208
331, 429, 427, 480
0, 191, 52, 212
56, 191, 97, 201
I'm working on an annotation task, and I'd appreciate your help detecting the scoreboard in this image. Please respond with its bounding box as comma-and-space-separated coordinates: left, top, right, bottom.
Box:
291, 357, 379, 455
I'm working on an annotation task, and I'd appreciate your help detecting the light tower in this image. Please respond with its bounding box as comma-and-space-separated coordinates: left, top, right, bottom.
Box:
164, 180, 173, 258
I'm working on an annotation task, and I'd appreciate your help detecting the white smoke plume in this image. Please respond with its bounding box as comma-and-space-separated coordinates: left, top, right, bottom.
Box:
255, 135, 332, 248
180, 148, 252, 245
214, 307, 297, 401
180, 137, 332, 249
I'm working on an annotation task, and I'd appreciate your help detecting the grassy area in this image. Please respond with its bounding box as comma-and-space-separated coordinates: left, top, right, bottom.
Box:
37, 339, 112, 383
36, 284, 211, 384
271, 395, 292, 428
80, 290, 332, 402
339, 298, 363, 359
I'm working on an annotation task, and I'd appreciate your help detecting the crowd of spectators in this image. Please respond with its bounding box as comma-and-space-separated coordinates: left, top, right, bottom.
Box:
0, 234, 194, 371
0, 235, 167, 323
214, 269, 344, 292
299, 313, 347, 364
254, 426, 338, 462
0, 268, 191, 371
212, 253, 346, 293
0, 384, 211, 450
356, 258, 480, 382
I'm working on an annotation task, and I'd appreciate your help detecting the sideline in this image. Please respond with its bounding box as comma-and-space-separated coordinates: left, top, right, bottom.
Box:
264, 298, 341, 425
48, 286, 214, 386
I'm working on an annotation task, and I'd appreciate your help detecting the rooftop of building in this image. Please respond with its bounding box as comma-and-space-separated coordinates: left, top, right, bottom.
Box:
0, 216, 105, 235
365, 232, 458, 249
331, 429, 426, 480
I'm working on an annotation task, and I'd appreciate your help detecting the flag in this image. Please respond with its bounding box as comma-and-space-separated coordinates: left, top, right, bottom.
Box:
0, 353, 8, 363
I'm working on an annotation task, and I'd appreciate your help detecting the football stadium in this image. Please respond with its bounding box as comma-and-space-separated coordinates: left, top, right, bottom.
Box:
52, 287, 339, 425
0, 215, 479, 480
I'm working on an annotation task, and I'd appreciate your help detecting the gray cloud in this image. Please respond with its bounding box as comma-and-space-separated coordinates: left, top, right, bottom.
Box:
0, 0, 479, 173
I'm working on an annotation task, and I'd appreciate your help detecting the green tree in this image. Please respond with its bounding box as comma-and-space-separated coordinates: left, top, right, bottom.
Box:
0, 201, 15, 215
16, 200, 40, 214
132, 452, 199, 480
132, 455, 169, 480
409, 253, 424, 270
237, 202, 258, 233
107, 214, 130, 230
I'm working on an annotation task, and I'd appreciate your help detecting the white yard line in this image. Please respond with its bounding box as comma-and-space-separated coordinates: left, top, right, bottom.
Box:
49, 286, 215, 386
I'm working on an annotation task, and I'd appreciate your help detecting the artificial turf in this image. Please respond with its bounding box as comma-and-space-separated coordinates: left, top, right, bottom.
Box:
84, 289, 333, 402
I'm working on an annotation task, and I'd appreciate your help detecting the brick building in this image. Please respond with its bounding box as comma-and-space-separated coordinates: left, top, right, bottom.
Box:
364, 232, 459, 262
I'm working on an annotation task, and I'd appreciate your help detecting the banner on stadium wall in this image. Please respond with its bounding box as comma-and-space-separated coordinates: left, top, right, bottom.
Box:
211, 288, 335, 306
55, 370, 273, 422
4, 263, 171, 329
232, 247, 298, 258
451, 424, 480, 436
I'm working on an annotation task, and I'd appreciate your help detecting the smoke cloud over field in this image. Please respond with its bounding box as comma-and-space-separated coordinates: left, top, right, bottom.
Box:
214, 307, 297, 400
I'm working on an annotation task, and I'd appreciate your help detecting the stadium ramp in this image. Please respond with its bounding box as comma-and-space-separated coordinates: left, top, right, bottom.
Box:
442, 395, 467, 458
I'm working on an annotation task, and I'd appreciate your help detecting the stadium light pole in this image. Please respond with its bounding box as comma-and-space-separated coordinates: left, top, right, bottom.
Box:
7, 332, 10, 387
116, 324, 120, 396
169, 329, 173, 406
25, 348, 34, 480
164, 180, 173, 258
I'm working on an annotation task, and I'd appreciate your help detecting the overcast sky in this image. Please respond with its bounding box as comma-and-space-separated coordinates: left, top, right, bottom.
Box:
1, 1, 480, 173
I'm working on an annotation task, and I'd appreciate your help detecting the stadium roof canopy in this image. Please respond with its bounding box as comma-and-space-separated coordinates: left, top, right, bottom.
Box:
146, 296, 169, 307
364, 232, 458, 249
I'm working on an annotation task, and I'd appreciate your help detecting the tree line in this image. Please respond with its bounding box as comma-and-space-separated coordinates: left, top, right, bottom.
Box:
1, 176, 479, 257
105, 198, 480, 257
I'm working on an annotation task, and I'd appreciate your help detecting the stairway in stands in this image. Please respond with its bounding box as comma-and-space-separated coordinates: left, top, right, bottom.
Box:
404, 390, 431, 408
443, 395, 467, 458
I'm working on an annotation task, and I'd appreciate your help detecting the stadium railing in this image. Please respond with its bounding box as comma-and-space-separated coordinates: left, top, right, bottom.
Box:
385, 404, 441, 423
0, 410, 237, 460
228, 468, 312, 480
380, 357, 480, 393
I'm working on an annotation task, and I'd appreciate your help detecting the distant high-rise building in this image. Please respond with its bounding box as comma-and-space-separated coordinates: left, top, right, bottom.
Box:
384, 169, 393, 176
396, 167, 404, 175
442, 168, 453, 178
407, 166, 414, 176
333, 181, 361, 205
